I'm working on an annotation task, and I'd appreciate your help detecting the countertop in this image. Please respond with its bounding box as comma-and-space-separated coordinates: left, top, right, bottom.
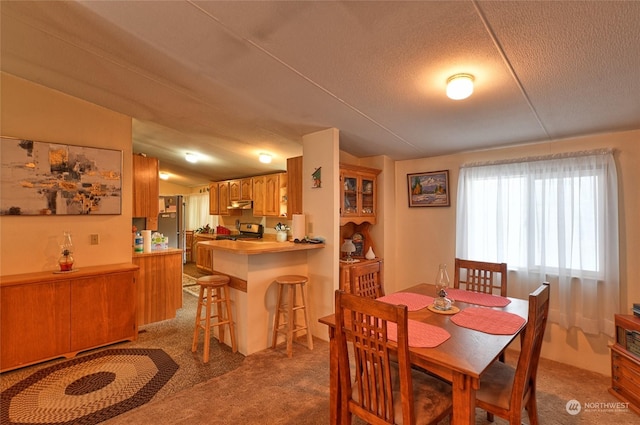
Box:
197, 239, 324, 255
132, 248, 183, 257
0, 263, 139, 287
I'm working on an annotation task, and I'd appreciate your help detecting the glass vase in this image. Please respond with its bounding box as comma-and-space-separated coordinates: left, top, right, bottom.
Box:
433, 263, 452, 311
59, 231, 75, 271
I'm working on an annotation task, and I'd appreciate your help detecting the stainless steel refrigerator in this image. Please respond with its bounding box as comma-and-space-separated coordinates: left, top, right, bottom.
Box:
157, 195, 185, 262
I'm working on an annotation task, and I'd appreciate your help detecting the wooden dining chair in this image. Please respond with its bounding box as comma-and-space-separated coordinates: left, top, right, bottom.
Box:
350, 260, 385, 299
454, 258, 507, 296
335, 290, 452, 425
185, 230, 194, 262
475, 282, 550, 425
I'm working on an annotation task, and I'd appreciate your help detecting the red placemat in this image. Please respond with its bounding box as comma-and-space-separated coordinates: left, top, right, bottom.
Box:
450, 307, 526, 335
387, 320, 451, 348
377, 292, 434, 311
446, 288, 511, 307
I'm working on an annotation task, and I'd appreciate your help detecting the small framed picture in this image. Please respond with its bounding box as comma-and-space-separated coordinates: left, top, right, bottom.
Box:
407, 170, 450, 207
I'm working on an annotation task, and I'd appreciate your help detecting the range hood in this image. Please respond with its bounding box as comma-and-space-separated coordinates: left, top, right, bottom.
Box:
227, 200, 253, 210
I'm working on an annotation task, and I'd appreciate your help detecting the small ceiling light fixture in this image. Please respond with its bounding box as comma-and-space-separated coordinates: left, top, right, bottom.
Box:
159, 172, 169, 180
185, 152, 199, 163
446, 73, 474, 100
259, 153, 272, 164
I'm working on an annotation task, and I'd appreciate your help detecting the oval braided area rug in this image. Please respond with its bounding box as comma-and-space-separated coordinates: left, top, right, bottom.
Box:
1, 348, 178, 425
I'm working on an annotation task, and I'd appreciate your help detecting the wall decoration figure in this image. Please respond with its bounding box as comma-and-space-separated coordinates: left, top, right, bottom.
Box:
312, 167, 322, 188
407, 170, 450, 207
1, 137, 122, 215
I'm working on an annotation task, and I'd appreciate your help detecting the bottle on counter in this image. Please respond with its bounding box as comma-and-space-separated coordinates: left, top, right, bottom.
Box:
134, 232, 144, 253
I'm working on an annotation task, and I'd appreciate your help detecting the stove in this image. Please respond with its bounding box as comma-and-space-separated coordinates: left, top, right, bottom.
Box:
216, 223, 264, 240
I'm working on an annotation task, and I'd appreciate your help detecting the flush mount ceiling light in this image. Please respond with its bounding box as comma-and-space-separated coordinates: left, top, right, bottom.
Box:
259, 153, 272, 164
446, 73, 474, 100
185, 153, 199, 163
159, 172, 169, 180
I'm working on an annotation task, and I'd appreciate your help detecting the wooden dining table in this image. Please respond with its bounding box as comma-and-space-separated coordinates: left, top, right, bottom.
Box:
318, 283, 529, 425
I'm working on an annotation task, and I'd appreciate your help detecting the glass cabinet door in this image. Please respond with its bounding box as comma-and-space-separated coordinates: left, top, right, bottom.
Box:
342, 175, 358, 216
360, 177, 375, 216
340, 165, 379, 225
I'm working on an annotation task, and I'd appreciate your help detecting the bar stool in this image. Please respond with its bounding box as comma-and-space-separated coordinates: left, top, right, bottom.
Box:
271, 275, 313, 358
192, 274, 237, 362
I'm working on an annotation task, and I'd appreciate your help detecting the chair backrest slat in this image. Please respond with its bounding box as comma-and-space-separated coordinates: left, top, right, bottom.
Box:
335, 290, 413, 424
454, 258, 507, 296
511, 282, 550, 417
350, 260, 385, 298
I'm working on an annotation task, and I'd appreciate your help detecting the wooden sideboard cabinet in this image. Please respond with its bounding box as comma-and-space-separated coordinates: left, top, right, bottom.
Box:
609, 314, 640, 414
0, 263, 138, 372
133, 250, 183, 326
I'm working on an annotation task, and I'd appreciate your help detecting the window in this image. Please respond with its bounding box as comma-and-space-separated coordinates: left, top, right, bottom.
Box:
456, 150, 619, 337
185, 193, 216, 231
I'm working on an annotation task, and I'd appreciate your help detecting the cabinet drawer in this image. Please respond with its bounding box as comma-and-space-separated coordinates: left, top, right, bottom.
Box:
611, 349, 640, 406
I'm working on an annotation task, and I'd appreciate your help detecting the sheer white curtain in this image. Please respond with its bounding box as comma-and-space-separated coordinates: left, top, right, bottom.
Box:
184, 193, 216, 231
456, 149, 619, 337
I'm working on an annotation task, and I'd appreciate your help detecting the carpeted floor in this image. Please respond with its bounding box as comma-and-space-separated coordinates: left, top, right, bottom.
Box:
2, 263, 638, 424
182, 273, 201, 298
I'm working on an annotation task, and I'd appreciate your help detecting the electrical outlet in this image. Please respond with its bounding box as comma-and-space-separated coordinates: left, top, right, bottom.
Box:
308, 222, 313, 233
90, 234, 99, 245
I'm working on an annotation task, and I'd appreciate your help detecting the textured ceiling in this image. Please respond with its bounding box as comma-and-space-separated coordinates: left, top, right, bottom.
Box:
2, 1, 639, 187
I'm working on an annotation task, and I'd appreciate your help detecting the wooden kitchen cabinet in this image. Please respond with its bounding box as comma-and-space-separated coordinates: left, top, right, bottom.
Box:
214, 181, 241, 216
253, 176, 265, 215
340, 163, 380, 225
286, 156, 303, 219
132, 154, 160, 220
196, 241, 214, 273
240, 178, 253, 201
133, 250, 183, 326
609, 314, 640, 414
209, 182, 219, 215
0, 264, 138, 372
218, 181, 230, 215
253, 173, 285, 217
229, 178, 253, 201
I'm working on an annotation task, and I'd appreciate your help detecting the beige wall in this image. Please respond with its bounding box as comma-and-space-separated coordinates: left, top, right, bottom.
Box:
393, 130, 640, 375
4, 72, 638, 376
303, 128, 341, 337
0, 73, 133, 276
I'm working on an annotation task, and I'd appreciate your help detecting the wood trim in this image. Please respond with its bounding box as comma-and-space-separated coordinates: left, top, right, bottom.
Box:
211, 271, 248, 292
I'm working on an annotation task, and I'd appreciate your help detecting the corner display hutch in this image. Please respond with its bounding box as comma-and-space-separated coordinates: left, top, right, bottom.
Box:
609, 314, 640, 414
338, 163, 383, 292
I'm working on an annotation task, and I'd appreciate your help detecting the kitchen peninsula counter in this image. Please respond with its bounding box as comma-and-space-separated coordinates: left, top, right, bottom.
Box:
196, 239, 324, 355
197, 239, 324, 254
